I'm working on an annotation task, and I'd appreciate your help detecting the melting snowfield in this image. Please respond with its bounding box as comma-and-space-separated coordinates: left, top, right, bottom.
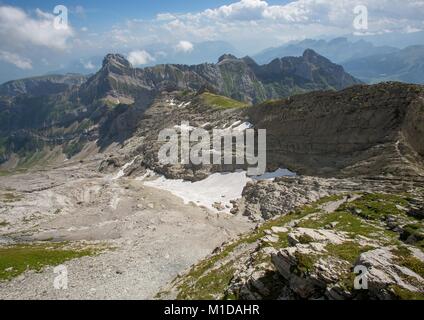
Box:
144, 169, 296, 212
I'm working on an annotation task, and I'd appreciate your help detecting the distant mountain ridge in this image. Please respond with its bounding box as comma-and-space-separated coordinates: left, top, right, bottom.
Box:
0, 74, 88, 97
344, 45, 424, 84
253, 37, 398, 65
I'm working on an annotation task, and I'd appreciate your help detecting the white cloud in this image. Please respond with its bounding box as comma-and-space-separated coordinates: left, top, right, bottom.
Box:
81, 60, 96, 70
0, 50, 32, 69
204, 0, 268, 21
175, 40, 194, 53
103, 0, 424, 54
156, 13, 176, 21
127, 50, 155, 66
0, 6, 74, 51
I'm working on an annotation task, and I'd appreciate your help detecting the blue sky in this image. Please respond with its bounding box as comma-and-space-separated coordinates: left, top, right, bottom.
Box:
0, 0, 423, 82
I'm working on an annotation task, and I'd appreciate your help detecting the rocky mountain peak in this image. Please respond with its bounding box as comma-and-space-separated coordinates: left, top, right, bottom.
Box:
241, 56, 258, 68
218, 53, 238, 63
302, 48, 322, 60
102, 53, 132, 69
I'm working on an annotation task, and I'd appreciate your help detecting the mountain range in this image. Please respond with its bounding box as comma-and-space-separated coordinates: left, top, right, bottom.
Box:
344, 45, 424, 84
253, 37, 399, 64
253, 38, 424, 85
0, 49, 361, 167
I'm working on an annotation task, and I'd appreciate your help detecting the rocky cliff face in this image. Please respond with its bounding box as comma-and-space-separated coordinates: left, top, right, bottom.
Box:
248, 82, 424, 179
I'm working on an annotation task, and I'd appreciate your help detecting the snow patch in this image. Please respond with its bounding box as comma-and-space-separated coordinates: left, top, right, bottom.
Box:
144, 171, 249, 212
113, 158, 137, 180
166, 99, 176, 106
143, 168, 296, 212
135, 169, 156, 181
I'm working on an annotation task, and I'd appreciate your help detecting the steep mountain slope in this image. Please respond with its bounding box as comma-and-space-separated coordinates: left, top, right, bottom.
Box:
0, 74, 88, 97
344, 45, 424, 84
248, 82, 424, 179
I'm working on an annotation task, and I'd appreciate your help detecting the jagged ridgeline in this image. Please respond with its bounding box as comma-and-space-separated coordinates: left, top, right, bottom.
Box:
0, 50, 361, 170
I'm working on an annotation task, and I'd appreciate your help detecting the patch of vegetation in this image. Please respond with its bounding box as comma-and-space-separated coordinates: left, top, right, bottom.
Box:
63, 140, 85, 158
298, 209, 385, 239
292, 251, 317, 275
390, 285, 424, 300
0, 220, 9, 227
392, 246, 424, 277
326, 242, 373, 263
298, 234, 314, 244
177, 261, 235, 300
1, 192, 23, 203
0, 243, 101, 281
0, 171, 12, 177
340, 193, 410, 221
18, 152, 44, 168
401, 224, 424, 248
200, 92, 248, 109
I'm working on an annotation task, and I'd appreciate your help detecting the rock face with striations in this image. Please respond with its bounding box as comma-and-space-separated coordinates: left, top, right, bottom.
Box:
248, 82, 424, 178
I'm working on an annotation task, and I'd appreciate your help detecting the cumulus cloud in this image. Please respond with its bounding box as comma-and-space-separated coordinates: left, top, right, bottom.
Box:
127, 50, 155, 66
104, 0, 424, 53
175, 40, 194, 53
0, 5, 74, 51
0, 50, 32, 69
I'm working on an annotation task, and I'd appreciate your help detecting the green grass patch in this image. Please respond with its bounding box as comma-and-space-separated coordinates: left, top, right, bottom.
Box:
392, 246, 424, 277
326, 242, 373, 264
390, 285, 424, 300
298, 207, 387, 239
292, 251, 317, 275
177, 261, 235, 300
0, 243, 100, 281
200, 92, 248, 109
63, 140, 85, 158
401, 223, 424, 248
340, 193, 410, 221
